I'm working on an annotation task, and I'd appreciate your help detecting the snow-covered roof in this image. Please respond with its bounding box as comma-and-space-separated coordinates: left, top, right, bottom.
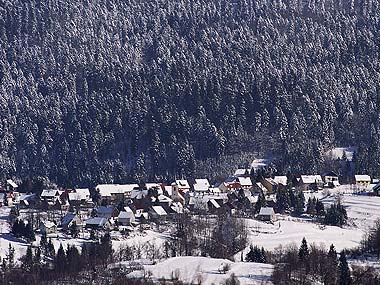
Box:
209, 199, 220, 209
118, 211, 134, 219
158, 194, 173, 203
174, 180, 190, 189
264, 177, 277, 186
69, 189, 90, 201
96, 184, 139, 197
151, 206, 167, 216
273, 176, 287, 186
124, 206, 133, 213
6, 179, 18, 188
164, 186, 172, 196
85, 217, 108, 226
258, 207, 275, 216
238, 177, 252, 187
42, 221, 56, 228
355, 175, 371, 182
41, 189, 59, 197
301, 175, 322, 184
145, 183, 160, 189
234, 169, 250, 177
131, 189, 148, 199
193, 179, 210, 192
171, 202, 184, 213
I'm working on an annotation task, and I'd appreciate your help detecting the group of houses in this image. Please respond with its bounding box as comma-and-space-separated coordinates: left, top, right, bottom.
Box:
0, 167, 378, 235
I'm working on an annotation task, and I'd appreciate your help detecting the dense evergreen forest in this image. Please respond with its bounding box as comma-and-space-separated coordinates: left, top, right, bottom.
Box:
0, 0, 379, 186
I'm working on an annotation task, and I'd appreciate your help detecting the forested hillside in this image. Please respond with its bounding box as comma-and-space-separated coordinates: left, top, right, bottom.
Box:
0, 0, 379, 186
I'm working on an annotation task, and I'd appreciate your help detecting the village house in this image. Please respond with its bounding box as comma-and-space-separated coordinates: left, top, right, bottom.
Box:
237, 177, 252, 190
193, 179, 210, 193
171, 180, 190, 203
96, 184, 139, 203
298, 175, 323, 191
322, 171, 340, 188
40, 189, 61, 205
96, 206, 119, 219
261, 178, 278, 194
6, 179, 18, 192
85, 217, 110, 230
273, 176, 288, 188
354, 175, 371, 186
40, 221, 57, 234
257, 207, 276, 222
171, 180, 189, 204
218, 177, 240, 192
19, 193, 37, 208
61, 213, 83, 231
234, 168, 250, 177
149, 205, 167, 222
117, 208, 135, 226
68, 188, 92, 206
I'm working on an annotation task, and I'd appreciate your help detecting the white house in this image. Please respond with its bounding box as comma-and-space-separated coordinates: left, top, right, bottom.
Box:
96, 184, 139, 201
149, 206, 167, 221
193, 179, 210, 192
40, 189, 61, 205
40, 221, 57, 234
237, 177, 253, 189
299, 175, 323, 191
354, 175, 371, 186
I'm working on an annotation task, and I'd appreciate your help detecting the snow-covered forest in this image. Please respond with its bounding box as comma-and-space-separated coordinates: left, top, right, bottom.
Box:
0, 0, 379, 186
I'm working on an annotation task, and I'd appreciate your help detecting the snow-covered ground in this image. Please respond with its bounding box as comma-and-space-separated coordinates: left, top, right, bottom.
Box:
128, 256, 273, 285
243, 185, 380, 253
325, 146, 357, 161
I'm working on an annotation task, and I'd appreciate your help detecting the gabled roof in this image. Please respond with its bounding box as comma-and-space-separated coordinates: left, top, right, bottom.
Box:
355, 175, 371, 182
258, 207, 275, 216
301, 175, 323, 184
6, 179, 18, 188
209, 199, 220, 209
234, 169, 250, 177
96, 184, 139, 197
193, 179, 210, 192
85, 217, 108, 226
158, 194, 173, 203
42, 221, 56, 228
151, 205, 167, 216
145, 183, 160, 190
61, 213, 77, 226
174, 180, 190, 189
97, 206, 115, 214
164, 186, 172, 196
118, 211, 134, 219
237, 177, 252, 187
124, 206, 134, 213
131, 189, 148, 199
273, 176, 287, 186
41, 189, 59, 198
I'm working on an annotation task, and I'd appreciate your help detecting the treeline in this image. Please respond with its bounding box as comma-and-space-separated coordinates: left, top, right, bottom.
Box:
0, 0, 380, 186
272, 237, 380, 285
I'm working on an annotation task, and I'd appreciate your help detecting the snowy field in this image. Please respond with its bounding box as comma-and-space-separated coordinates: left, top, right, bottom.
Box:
243, 185, 380, 253
127, 256, 273, 285
325, 146, 357, 161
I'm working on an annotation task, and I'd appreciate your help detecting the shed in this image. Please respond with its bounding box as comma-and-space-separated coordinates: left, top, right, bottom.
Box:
257, 207, 276, 222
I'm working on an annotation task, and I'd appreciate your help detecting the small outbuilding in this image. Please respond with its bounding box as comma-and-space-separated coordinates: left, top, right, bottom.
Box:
257, 207, 276, 222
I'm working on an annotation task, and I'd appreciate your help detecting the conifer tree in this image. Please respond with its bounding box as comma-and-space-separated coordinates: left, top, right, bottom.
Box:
298, 237, 309, 261
22, 246, 34, 272
338, 251, 351, 285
